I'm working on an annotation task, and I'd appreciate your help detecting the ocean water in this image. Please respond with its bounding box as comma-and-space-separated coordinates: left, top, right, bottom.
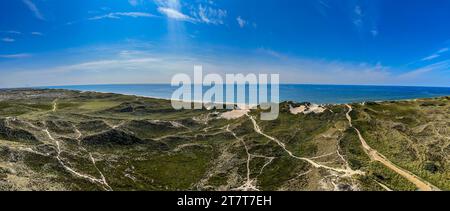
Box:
45, 84, 450, 104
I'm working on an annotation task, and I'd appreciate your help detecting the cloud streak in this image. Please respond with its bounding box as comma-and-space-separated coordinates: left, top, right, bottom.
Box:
0, 53, 31, 59
89, 12, 155, 20
421, 54, 440, 61
401, 60, 450, 79
2, 37, 15, 42
22, 0, 45, 20
1, 30, 22, 35
31, 32, 44, 36
421, 48, 450, 61
157, 7, 193, 21
155, 0, 227, 24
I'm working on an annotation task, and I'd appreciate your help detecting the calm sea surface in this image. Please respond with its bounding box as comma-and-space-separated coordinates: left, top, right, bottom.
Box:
45, 84, 450, 104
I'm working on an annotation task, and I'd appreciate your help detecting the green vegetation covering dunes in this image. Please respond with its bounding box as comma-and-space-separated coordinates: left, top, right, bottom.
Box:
0, 119, 39, 143
351, 97, 450, 190
0, 88, 448, 191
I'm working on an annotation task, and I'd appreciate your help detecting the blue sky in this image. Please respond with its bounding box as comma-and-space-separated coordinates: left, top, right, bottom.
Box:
0, 0, 449, 87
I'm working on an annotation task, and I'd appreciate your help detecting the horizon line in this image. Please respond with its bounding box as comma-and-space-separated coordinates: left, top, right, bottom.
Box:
1, 82, 450, 90
34, 82, 450, 89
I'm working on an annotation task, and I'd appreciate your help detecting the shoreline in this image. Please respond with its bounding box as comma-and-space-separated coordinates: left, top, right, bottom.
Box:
49, 88, 259, 110
79, 90, 259, 110
59, 88, 450, 106
2, 87, 449, 107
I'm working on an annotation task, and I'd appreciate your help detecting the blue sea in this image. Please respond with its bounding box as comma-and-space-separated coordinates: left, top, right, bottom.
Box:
45, 84, 450, 104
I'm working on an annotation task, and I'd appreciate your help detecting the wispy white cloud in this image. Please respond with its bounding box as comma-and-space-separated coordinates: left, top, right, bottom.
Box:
371, 29, 378, 37
89, 12, 155, 20
155, 0, 191, 21
351, 4, 380, 37
31, 32, 44, 36
22, 0, 45, 20
437, 48, 449, 54
400, 60, 450, 79
154, 0, 182, 9
128, 0, 143, 7
255, 48, 286, 59
0, 53, 31, 59
313, 0, 331, 17
155, 0, 227, 24
194, 4, 227, 25
421, 47, 450, 61
354, 5, 362, 16
319, 0, 330, 9
353, 5, 363, 27
2, 37, 15, 42
421, 54, 440, 61
157, 7, 193, 21
236, 16, 247, 28
50, 58, 162, 74
2, 30, 22, 35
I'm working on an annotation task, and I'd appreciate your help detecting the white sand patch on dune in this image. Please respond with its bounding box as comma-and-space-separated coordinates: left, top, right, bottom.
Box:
220, 109, 250, 120
306, 104, 326, 114
290, 105, 307, 114
290, 104, 326, 115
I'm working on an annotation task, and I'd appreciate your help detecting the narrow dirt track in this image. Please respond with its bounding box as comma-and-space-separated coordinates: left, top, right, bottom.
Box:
246, 114, 364, 177
52, 99, 58, 112
45, 99, 113, 190
345, 104, 440, 191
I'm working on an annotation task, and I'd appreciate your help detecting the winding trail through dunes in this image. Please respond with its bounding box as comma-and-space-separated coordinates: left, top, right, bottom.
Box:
227, 125, 260, 191
52, 99, 58, 112
246, 114, 364, 177
73, 126, 112, 191
345, 104, 440, 191
226, 125, 276, 191
42, 99, 113, 190
44, 128, 112, 190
